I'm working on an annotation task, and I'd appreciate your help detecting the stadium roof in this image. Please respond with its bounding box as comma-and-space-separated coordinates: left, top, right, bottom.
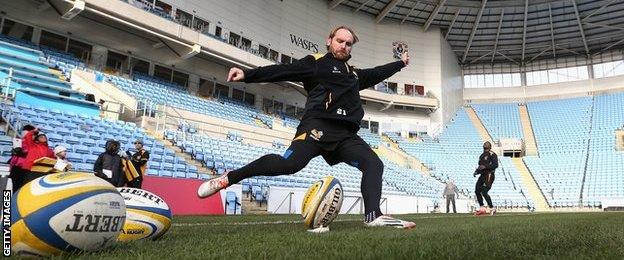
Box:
330, 0, 624, 66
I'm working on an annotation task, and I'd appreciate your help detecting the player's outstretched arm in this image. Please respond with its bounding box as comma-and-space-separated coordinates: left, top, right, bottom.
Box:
356, 52, 409, 90
227, 55, 316, 84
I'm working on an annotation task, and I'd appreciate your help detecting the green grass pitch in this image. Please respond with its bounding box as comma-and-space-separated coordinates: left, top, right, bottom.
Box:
51, 212, 623, 259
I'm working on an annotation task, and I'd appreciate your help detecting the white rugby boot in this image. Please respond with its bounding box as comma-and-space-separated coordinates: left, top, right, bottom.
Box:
365, 215, 416, 229
197, 173, 229, 198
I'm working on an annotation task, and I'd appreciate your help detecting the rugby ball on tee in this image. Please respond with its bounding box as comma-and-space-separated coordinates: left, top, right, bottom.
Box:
301, 176, 344, 229
116, 187, 172, 241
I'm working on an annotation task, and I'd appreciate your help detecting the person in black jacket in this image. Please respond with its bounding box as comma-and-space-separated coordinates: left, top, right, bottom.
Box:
198, 26, 414, 228
94, 140, 125, 187
473, 141, 498, 215
126, 139, 149, 188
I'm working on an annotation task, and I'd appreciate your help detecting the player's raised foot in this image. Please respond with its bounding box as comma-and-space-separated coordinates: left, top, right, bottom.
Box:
197, 172, 229, 198
365, 215, 416, 229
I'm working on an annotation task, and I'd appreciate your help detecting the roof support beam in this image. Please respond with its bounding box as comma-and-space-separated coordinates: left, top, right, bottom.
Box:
602, 38, 624, 52
528, 46, 551, 63
521, 0, 528, 62
583, 21, 624, 31
496, 51, 520, 65
582, 0, 618, 21
444, 9, 460, 40
548, 3, 556, 58
556, 45, 581, 55
354, 0, 373, 13
491, 9, 504, 63
571, 0, 590, 56
329, 0, 348, 9
462, 0, 487, 63
469, 50, 495, 64
402, 1, 420, 24
424, 0, 446, 31
376, 0, 401, 23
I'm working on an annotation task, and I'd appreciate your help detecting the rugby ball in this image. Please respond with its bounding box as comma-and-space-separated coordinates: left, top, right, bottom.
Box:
301, 176, 343, 229
116, 187, 172, 241
11, 172, 126, 257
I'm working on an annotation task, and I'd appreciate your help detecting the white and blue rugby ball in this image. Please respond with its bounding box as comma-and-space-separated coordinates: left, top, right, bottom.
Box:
116, 187, 172, 242
301, 176, 344, 229
10, 172, 126, 257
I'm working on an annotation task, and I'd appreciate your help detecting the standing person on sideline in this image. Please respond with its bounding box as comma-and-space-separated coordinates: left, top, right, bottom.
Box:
474, 141, 498, 215
198, 26, 415, 228
443, 179, 459, 213
94, 140, 125, 187
127, 139, 149, 188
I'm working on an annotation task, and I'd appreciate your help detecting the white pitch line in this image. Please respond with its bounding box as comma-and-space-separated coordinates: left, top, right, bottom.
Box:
172, 213, 536, 227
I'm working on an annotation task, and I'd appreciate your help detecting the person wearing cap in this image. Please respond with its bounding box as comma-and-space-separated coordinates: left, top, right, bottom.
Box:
22, 127, 55, 171
127, 139, 149, 188
21, 127, 55, 184
54, 145, 72, 171
94, 140, 125, 187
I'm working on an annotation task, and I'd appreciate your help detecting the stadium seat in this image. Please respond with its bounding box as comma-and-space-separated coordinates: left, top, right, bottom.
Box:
225, 191, 240, 215
84, 154, 99, 164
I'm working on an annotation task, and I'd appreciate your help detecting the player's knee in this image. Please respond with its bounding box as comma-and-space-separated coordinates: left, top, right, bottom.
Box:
368, 156, 384, 176
272, 154, 305, 175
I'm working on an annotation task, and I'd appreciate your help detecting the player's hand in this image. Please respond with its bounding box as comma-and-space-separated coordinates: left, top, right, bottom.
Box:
227, 67, 245, 82
401, 51, 409, 66
477, 165, 486, 170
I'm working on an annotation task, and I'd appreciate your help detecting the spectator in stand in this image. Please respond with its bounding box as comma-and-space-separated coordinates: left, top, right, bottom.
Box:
53, 146, 72, 172
22, 127, 55, 184
94, 140, 125, 187
8, 147, 27, 193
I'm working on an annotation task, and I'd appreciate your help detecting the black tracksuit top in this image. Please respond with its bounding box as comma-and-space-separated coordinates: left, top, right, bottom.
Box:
243, 52, 406, 131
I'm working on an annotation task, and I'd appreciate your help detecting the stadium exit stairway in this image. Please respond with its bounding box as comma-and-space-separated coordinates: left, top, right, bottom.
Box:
511, 158, 550, 211
378, 136, 431, 175
160, 138, 213, 176
518, 104, 539, 156
464, 106, 494, 143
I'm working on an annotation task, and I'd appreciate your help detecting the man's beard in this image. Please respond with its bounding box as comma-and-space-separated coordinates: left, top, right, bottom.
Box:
330, 47, 349, 61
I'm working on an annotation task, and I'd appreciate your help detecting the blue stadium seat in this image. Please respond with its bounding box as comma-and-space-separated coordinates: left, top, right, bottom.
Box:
73, 145, 90, 154
225, 191, 240, 214
84, 154, 99, 164
162, 162, 174, 171
91, 147, 104, 155
65, 136, 80, 145
67, 153, 83, 163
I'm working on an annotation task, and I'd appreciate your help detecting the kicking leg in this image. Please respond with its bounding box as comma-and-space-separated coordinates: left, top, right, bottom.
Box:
198, 140, 321, 198
331, 136, 414, 229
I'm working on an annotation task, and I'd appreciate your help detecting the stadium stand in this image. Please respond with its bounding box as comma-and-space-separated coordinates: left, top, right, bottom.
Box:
0, 36, 99, 117
164, 129, 442, 200
394, 109, 534, 209
523, 97, 592, 207
471, 103, 524, 141
583, 92, 624, 206
0, 103, 200, 179
2, 26, 621, 211
106, 74, 273, 128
